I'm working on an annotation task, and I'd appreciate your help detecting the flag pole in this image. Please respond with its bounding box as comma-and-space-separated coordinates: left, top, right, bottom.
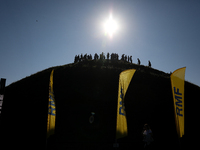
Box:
113, 139, 119, 149
178, 137, 181, 150
46, 89, 49, 150
46, 139, 48, 150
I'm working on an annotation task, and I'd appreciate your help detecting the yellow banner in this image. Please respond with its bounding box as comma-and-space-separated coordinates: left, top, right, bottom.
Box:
47, 69, 56, 138
170, 67, 185, 138
116, 69, 136, 139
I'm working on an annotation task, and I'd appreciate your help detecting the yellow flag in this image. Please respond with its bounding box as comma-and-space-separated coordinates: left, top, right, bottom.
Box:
47, 69, 56, 138
170, 67, 186, 138
116, 69, 136, 139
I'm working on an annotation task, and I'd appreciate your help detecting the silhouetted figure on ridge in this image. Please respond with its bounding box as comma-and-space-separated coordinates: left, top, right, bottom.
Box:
125, 55, 127, 62
130, 56, 132, 63
89, 54, 92, 60
107, 53, 110, 59
84, 53, 87, 60
74, 55, 76, 63
148, 60, 151, 68
121, 54, 125, 61
100, 52, 105, 60
94, 53, 96, 60
94, 53, 99, 60
74, 53, 135, 64
137, 58, 141, 65
97, 54, 99, 59
81, 54, 83, 61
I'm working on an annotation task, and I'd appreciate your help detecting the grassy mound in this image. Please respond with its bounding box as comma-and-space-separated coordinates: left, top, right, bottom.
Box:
1, 59, 199, 149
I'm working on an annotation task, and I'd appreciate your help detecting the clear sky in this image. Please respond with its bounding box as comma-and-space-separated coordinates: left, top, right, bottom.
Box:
0, 0, 200, 87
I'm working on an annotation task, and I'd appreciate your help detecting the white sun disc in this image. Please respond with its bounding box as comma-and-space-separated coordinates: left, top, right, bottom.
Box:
104, 14, 118, 38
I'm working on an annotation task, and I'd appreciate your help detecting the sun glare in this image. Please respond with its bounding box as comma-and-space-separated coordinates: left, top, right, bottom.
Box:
104, 14, 118, 38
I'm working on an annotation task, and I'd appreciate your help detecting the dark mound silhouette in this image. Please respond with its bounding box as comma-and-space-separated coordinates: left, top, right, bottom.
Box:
0, 59, 199, 149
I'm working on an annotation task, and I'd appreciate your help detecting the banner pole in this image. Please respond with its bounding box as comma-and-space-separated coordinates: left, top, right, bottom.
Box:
115, 139, 118, 149
46, 139, 48, 150
113, 139, 119, 149
178, 137, 181, 150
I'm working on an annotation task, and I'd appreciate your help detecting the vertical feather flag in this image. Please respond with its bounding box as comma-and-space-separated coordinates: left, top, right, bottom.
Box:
47, 69, 56, 138
170, 67, 185, 138
116, 69, 136, 139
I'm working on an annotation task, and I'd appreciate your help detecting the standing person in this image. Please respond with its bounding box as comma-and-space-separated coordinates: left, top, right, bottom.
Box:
148, 60, 151, 68
142, 124, 154, 149
130, 56, 132, 63
107, 52, 110, 60
137, 58, 141, 65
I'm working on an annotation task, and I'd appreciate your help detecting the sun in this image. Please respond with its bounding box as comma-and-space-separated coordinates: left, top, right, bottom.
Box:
104, 14, 118, 38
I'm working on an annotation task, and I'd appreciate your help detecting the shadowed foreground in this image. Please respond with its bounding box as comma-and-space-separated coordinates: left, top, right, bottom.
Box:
0, 60, 199, 149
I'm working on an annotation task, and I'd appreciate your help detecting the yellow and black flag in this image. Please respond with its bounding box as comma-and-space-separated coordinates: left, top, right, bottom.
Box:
47, 69, 56, 138
171, 67, 186, 138
116, 69, 136, 139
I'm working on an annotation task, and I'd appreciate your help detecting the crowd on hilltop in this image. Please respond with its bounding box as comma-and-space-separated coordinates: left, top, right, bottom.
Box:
74, 52, 151, 67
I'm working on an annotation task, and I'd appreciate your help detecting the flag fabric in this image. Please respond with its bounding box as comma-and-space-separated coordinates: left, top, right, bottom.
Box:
47, 70, 56, 138
116, 69, 136, 139
170, 67, 186, 138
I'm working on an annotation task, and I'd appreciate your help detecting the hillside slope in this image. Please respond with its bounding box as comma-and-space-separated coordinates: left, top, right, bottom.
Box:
1, 60, 199, 149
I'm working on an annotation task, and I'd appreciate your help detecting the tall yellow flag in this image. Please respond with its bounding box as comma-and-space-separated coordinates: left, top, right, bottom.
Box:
47, 69, 56, 138
170, 67, 186, 138
116, 69, 136, 139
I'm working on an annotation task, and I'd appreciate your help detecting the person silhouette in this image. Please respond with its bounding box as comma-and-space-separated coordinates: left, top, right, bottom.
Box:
137, 58, 141, 65
107, 53, 110, 60
148, 60, 151, 68
130, 56, 132, 63
142, 124, 154, 149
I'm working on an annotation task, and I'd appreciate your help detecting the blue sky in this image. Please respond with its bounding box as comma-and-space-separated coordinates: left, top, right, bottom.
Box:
0, 0, 200, 87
